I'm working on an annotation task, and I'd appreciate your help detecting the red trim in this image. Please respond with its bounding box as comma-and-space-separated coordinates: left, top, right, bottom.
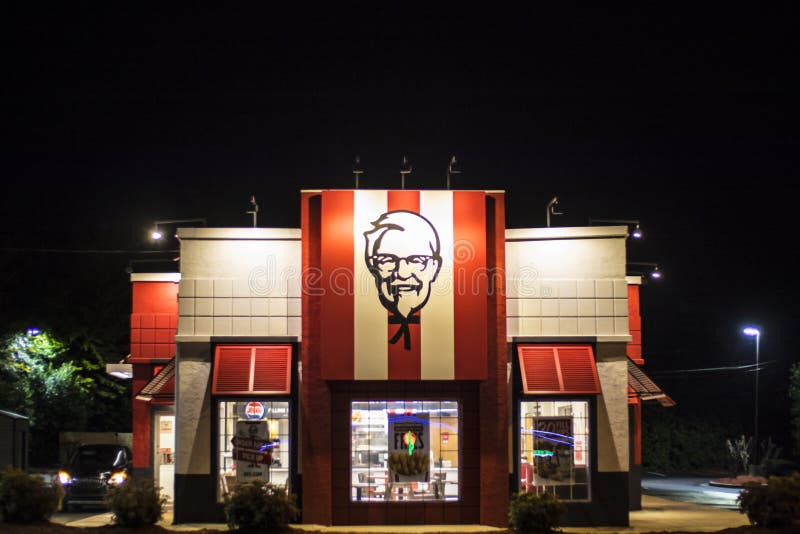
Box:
320, 191, 355, 379
627, 284, 644, 364
454, 191, 487, 379
387, 190, 421, 380
212, 345, 291, 395
518, 345, 602, 395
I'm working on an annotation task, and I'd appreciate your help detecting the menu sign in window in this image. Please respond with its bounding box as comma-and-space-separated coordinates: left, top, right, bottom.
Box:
233, 421, 271, 483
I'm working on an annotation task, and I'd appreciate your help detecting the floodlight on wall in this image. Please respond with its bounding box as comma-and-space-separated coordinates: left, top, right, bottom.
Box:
589, 218, 643, 240
628, 261, 662, 280
106, 362, 133, 380
149, 218, 207, 241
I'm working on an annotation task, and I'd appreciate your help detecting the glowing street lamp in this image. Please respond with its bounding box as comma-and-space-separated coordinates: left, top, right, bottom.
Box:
742, 326, 761, 466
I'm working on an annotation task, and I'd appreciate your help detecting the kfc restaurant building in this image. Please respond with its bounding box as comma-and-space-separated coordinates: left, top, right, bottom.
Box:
129, 189, 669, 527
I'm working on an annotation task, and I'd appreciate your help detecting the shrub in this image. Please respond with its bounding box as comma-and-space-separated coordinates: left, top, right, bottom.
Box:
738, 474, 800, 528
104, 479, 166, 527
224, 481, 299, 533
0, 467, 62, 523
509, 491, 566, 534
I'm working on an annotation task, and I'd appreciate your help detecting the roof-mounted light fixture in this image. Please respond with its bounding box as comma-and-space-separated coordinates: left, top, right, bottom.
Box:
628, 261, 662, 280
353, 155, 364, 189
446, 155, 461, 189
546, 197, 563, 227
246, 196, 259, 227
400, 155, 412, 190
589, 218, 643, 239
150, 218, 207, 241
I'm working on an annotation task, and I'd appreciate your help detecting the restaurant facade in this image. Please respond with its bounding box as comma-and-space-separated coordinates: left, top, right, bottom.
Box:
127, 189, 671, 527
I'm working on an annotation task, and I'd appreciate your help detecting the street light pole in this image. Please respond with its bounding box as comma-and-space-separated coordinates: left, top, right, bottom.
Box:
743, 326, 761, 466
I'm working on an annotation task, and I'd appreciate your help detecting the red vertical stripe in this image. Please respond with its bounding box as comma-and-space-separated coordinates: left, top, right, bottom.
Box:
387, 190, 421, 379
387, 190, 420, 213
454, 191, 487, 379
320, 191, 355, 379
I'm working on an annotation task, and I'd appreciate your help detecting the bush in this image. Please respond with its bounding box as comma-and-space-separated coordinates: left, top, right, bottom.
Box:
738, 474, 800, 528
509, 491, 566, 534
0, 467, 62, 523
224, 481, 299, 533
104, 479, 166, 527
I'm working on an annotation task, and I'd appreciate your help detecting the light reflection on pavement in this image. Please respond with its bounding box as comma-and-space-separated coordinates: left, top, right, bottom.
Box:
642, 476, 742, 510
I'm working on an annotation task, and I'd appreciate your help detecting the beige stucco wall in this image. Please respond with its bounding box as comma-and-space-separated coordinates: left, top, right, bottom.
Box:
595, 343, 629, 472
175, 342, 212, 475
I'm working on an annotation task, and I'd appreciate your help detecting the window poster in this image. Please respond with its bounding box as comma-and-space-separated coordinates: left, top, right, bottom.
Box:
532, 416, 573, 484
233, 421, 271, 483
387, 412, 431, 481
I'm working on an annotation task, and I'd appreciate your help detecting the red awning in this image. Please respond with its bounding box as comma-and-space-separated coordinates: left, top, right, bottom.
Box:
135, 358, 175, 403
212, 345, 292, 396
517, 345, 602, 395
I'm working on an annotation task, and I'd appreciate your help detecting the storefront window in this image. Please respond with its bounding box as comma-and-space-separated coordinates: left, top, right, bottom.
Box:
350, 400, 459, 502
519, 400, 590, 501
217, 400, 290, 500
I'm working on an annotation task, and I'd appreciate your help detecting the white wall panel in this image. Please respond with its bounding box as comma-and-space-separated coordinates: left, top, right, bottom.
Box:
505, 227, 630, 340
176, 229, 302, 340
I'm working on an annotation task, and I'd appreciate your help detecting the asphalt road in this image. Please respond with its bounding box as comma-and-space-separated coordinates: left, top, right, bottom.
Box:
642, 476, 742, 510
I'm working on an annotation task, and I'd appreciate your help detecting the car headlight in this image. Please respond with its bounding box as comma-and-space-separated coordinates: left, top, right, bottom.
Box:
57, 470, 72, 485
108, 471, 128, 486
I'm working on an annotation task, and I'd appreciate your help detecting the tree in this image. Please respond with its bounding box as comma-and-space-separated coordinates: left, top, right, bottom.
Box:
0, 329, 129, 466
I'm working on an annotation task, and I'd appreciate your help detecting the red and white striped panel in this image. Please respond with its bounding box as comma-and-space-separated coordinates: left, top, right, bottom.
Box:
319, 190, 488, 380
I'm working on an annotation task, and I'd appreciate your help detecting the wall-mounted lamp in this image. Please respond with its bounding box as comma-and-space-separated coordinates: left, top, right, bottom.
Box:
628, 261, 662, 280
149, 218, 207, 241
589, 218, 643, 240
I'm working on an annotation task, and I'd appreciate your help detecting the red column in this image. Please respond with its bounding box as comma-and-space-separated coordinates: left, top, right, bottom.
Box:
479, 192, 509, 527
301, 192, 333, 524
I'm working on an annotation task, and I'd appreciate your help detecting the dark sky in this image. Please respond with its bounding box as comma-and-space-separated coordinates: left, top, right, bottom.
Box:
2, 5, 798, 436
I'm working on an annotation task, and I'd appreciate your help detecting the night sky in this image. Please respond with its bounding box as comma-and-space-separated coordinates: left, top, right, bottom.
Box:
3, 6, 798, 439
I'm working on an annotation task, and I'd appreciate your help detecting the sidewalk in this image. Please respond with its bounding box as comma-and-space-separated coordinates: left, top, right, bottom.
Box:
57, 494, 751, 532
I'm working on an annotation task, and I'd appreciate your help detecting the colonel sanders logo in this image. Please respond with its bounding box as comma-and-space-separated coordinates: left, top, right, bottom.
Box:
364, 211, 442, 350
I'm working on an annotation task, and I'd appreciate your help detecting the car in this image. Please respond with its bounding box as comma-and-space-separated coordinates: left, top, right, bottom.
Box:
57, 444, 132, 511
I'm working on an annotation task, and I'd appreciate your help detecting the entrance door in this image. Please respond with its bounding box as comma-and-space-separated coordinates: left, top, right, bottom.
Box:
155, 414, 175, 501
